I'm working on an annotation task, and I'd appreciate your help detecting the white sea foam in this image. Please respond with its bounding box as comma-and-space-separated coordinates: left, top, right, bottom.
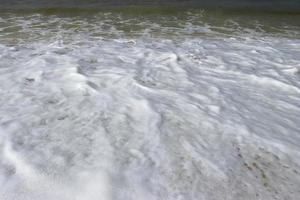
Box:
0, 12, 300, 200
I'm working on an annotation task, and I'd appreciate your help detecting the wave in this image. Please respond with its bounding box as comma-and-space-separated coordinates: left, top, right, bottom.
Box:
0, 4, 300, 200
0, 15, 300, 199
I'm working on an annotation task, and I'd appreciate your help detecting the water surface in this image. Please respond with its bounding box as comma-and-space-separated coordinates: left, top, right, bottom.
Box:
0, 3, 300, 200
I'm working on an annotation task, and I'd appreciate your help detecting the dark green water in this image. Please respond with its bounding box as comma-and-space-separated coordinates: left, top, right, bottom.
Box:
0, 0, 300, 13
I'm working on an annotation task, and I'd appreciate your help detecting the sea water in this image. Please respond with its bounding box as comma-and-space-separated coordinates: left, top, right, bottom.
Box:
0, 2, 300, 200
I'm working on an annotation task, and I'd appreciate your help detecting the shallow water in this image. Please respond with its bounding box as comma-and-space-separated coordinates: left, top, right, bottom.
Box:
0, 8, 300, 200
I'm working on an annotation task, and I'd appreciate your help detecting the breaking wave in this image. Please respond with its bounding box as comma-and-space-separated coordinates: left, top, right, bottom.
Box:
0, 9, 300, 200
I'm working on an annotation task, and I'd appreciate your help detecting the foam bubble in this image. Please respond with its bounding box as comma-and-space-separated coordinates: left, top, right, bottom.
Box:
0, 11, 300, 200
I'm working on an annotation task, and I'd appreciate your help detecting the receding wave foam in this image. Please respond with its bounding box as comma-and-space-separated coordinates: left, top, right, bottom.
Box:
0, 11, 300, 200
